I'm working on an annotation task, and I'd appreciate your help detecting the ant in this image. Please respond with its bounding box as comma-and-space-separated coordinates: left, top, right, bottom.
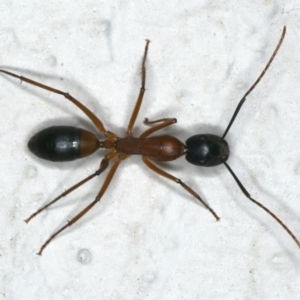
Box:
1, 26, 298, 256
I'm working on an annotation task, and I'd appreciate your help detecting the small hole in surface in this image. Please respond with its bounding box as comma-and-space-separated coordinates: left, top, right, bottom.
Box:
77, 249, 92, 264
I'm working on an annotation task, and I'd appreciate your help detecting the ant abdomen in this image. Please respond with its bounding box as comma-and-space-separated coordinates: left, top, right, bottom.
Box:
28, 126, 100, 162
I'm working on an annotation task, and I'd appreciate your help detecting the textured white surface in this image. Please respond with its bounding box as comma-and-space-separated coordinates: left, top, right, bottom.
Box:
1, 1, 300, 299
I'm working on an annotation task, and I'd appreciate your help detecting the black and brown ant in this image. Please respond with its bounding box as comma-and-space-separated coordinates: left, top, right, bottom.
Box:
1, 26, 297, 255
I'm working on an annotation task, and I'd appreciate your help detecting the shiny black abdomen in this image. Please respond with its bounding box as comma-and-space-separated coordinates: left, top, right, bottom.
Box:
28, 126, 81, 162
185, 134, 229, 167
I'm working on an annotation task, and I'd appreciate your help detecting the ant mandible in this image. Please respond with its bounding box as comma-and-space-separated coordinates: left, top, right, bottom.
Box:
1, 26, 298, 256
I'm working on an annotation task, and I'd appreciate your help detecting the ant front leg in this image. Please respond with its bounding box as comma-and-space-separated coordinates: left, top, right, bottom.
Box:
126, 39, 150, 137
140, 118, 177, 138
0, 69, 109, 136
144, 117, 176, 125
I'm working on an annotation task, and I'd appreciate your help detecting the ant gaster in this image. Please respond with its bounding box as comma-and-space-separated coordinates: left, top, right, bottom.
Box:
1, 26, 298, 256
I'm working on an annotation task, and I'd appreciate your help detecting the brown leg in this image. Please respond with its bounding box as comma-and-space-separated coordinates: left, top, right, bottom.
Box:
126, 40, 150, 137
0, 69, 108, 135
25, 150, 117, 223
142, 156, 220, 221
37, 156, 122, 255
140, 118, 177, 138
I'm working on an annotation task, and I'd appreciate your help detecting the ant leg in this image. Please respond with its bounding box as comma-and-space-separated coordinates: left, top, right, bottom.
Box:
25, 150, 117, 223
144, 118, 175, 125
223, 162, 300, 250
0, 69, 108, 135
126, 39, 151, 137
37, 156, 123, 255
142, 156, 220, 221
140, 118, 177, 138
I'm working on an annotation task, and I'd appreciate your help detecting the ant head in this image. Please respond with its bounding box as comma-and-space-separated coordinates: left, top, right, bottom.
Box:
185, 134, 229, 167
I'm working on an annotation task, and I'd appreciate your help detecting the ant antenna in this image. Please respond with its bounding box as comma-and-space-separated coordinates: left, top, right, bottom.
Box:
223, 162, 300, 250
218, 27, 300, 250
221, 26, 286, 140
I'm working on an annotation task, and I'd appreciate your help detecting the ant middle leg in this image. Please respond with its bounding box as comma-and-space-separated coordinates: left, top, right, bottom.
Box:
37, 155, 124, 255
126, 39, 151, 137
25, 150, 117, 223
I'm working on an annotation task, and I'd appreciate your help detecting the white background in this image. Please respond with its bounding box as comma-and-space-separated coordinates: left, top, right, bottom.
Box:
1, 1, 300, 299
